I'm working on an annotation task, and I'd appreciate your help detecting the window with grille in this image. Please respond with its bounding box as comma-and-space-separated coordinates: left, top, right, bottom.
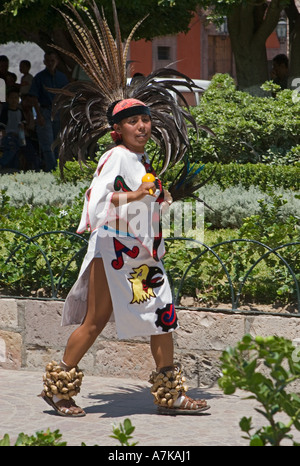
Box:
157, 46, 171, 60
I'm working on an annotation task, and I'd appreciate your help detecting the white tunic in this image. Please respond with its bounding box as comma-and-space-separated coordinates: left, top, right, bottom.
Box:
62, 146, 178, 339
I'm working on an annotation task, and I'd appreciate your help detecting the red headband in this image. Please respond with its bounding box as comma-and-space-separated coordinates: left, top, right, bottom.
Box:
112, 98, 151, 124
109, 98, 151, 143
112, 98, 146, 114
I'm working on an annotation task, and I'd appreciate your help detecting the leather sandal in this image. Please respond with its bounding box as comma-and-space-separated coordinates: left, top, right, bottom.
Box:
39, 391, 86, 417
157, 393, 210, 415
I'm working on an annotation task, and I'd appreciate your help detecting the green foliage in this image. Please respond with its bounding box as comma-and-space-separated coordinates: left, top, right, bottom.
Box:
163, 188, 299, 304
219, 334, 300, 446
0, 171, 88, 208
204, 162, 300, 192
110, 418, 138, 446
190, 74, 300, 164
1, 175, 299, 302
2, 169, 299, 231
1, 69, 300, 304
0, 188, 88, 297
163, 167, 299, 305
0, 0, 199, 44
165, 238, 298, 306
0, 419, 137, 447
53, 159, 97, 184
198, 183, 299, 229
261, 80, 282, 95
53, 158, 300, 193
0, 429, 66, 446
0, 187, 84, 231
238, 189, 299, 247
238, 189, 299, 300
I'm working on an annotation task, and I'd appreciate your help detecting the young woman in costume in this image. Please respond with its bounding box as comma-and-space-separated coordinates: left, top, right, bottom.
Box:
40, 2, 211, 417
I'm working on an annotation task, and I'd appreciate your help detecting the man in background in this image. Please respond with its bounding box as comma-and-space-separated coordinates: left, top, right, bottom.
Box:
271, 54, 289, 90
29, 51, 68, 171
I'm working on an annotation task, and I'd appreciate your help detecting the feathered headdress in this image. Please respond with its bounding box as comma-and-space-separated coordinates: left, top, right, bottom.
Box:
51, 0, 214, 199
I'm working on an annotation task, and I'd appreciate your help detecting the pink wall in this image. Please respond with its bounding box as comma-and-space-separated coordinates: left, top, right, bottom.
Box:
129, 39, 152, 76
177, 14, 201, 78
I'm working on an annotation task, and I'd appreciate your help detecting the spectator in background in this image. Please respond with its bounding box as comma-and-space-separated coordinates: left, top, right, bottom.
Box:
5, 72, 19, 95
29, 51, 68, 171
0, 88, 24, 170
0, 55, 9, 81
20, 93, 41, 171
0, 55, 17, 99
0, 56, 9, 112
19, 60, 33, 98
271, 54, 289, 90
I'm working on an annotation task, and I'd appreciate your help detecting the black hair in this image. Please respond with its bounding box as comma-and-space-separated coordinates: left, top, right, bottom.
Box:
273, 54, 289, 67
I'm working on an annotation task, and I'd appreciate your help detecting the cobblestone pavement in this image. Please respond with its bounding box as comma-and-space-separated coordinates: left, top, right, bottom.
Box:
0, 368, 299, 448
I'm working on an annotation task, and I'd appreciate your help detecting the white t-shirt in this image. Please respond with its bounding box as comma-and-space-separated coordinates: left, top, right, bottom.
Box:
5, 108, 23, 134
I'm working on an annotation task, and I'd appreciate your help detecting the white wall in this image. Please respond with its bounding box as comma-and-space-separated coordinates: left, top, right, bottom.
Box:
0, 42, 44, 82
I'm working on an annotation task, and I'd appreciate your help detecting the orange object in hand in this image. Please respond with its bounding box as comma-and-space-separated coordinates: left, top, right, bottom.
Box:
142, 173, 155, 195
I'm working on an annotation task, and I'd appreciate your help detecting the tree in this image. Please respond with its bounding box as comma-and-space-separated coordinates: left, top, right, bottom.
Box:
228, 1, 283, 89
0, 0, 198, 79
204, 0, 300, 90
1, 0, 299, 89
285, 0, 300, 87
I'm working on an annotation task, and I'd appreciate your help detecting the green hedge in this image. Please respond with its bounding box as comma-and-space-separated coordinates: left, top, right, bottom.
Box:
1, 170, 299, 229
1, 72, 299, 303
204, 163, 299, 192
50, 158, 300, 194
51, 74, 300, 183
190, 74, 300, 165
0, 184, 299, 303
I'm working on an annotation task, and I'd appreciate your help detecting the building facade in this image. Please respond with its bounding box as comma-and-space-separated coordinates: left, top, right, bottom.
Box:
128, 10, 287, 82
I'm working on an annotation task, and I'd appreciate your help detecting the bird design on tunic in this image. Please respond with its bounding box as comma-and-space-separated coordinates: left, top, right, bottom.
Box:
128, 265, 164, 304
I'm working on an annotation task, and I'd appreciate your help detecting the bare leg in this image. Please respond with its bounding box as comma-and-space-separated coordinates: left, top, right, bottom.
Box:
150, 332, 174, 370
63, 258, 113, 367
150, 332, 209, 413
51, 258, 112, 415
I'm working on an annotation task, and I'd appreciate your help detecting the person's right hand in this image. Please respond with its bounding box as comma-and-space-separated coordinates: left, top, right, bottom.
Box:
134, 181, 156, 200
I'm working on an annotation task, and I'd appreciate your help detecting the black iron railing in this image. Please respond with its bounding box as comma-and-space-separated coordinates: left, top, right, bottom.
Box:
165, 237, 300, 313
0, 228, 299, 315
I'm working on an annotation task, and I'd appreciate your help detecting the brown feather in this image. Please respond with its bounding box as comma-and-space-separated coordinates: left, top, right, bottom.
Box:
49, 0, 212, 186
